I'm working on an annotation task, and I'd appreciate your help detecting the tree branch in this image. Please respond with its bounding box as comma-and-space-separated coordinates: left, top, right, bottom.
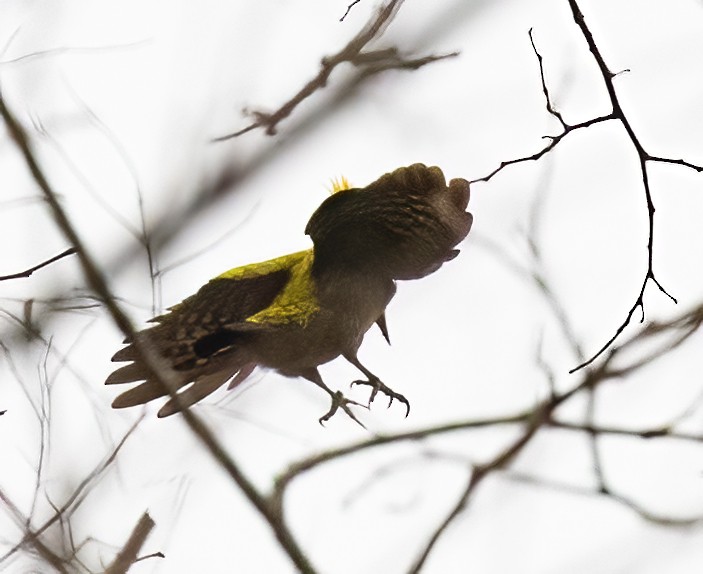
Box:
105, 512, 160, 574
503, 470, 703, 526
0, 248, 76, 281
213, 0, 456, 141
0, 88, 317, 574
470, 5, 703, 373
0, 416, 142, 567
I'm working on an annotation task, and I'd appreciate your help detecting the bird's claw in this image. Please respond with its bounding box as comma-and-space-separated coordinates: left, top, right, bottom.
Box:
351, 377, 410, 417
319, 390, 368, 429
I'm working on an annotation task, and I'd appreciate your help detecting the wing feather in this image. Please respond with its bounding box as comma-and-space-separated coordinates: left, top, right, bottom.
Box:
105, 251, 315, 410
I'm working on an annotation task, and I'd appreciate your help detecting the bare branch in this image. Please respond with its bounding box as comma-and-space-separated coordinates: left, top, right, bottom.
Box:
0, 248, 76, 281
213, 0, 457, 140
469, 28, 613, 185
0, 41, 149, 67
272, 412, 531, 502
0, 416, 143, 566
549, 419, 703, 443
471, 6, 703, 372
469, 114, 612, 184
648, 155, 703, 173
105, 512, 160, 574
0, 488, 69, 573
409, 327, 701, 570
408, 400, 554, 573
528, 27, 566, 128
340, 0, 363, 22
503, 471, 703, 526
214, 0, 406, 139
351, 47, 459, 72
0, 85, 317, 574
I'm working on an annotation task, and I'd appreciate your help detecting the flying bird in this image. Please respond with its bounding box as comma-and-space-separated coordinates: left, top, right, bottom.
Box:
106, 163, 472, 425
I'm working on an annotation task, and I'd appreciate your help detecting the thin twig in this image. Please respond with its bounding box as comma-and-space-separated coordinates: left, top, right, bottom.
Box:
549, 419, 703, 443
469, 114, 611, 184
213, 0, 456, 140
0, 488, 69, 573
0, 248, 76, 281
214, 0, 406, 139
340, 0, 363, 22
471, 11, 703, 373
271, 412, 532, 504
502, 470, 703, 526
0, 416, 143, 566
408, 403, 552, 573
0, 41, 149, 67
407, 334, 674, 570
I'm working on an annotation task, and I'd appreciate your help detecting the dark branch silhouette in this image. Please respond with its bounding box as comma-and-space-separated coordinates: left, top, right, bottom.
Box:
471, 4, 703, 374
340, 0, 363, 22
0, 248, 76, 281
105, 512, 160, 574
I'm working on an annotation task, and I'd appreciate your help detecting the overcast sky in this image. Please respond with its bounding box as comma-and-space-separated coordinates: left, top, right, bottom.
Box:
1, 1, 703, 572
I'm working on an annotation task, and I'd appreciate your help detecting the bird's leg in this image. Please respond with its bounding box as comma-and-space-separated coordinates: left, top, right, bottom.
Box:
344, 353, 410, 416
301, 369, 368, 428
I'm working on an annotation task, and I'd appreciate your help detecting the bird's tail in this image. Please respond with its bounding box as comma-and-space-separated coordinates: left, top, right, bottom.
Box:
106, 344, 255, 417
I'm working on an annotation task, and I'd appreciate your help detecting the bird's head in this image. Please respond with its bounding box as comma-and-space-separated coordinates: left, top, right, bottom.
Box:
305, 163, 472, 280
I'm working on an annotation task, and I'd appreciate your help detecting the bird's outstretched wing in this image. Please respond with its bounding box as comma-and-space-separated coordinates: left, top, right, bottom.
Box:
306, 163, 472, 280
106, 250, 315, 415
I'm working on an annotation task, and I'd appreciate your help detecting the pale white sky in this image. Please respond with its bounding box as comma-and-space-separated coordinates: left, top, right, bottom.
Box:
1, 1, 703, 572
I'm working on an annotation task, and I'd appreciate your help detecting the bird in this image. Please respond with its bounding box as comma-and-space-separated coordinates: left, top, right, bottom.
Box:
105, 163, 472, 425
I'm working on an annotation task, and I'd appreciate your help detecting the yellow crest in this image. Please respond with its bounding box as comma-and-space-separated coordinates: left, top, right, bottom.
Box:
329, 175, 351, 194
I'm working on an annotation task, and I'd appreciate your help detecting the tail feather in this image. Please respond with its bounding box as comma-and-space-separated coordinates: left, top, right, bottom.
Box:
157, 372, 230, 417
109, 362, 257, 415
111, 344, 138, 362
227, 362, 256, 390
105, 362, 150, 385
112, 379, 179, 408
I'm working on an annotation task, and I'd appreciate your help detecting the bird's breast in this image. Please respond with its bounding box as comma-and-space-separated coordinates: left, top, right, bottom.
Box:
250, 273, 395, 374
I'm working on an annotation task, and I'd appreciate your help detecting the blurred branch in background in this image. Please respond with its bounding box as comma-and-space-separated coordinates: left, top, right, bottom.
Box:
273, 277, 703, 571
104, 512, 161, 574
1, 82, 318, 572
0, 416, 143, 572
213, 0, 456, 140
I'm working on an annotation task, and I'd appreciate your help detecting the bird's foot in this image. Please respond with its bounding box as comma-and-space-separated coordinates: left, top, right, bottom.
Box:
351, 377, 410, 416
319, 391, 368, 429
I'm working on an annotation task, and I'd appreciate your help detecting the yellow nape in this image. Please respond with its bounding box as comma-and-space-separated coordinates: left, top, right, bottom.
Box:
329, 175, 352, 194
217, 249, 319, 326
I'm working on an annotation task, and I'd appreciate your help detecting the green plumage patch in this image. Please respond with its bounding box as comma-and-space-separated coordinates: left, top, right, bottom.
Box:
217, 249, 319, 326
